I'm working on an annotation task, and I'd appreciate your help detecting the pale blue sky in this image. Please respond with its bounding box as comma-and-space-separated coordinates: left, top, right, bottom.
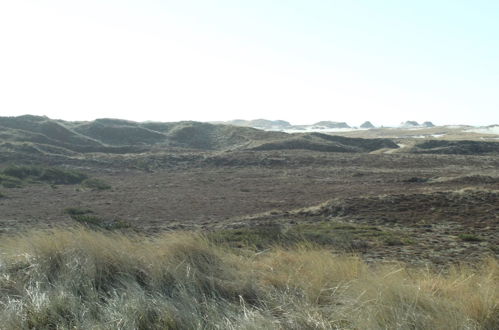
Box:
0, 0, 497, 126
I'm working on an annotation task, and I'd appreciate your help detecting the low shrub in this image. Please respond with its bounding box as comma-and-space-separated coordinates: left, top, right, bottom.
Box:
0, 174, 23, 188
2, 165, 43, 179
209, 224, 295, 249
64, 207, 94, 216
403, 177, 429, 183
458, 233, 483, 242
384, 236, 405, 246
38, 167, 88, 184
81, 178, 111, 190
69, 213, 131, 230
71, 214, 104, 226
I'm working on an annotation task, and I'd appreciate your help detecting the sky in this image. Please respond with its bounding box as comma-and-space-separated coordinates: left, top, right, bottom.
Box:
0, 0, 498, 126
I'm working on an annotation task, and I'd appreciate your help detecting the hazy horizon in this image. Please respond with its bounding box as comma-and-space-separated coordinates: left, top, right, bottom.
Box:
1, 1, 498, 126
5, 113, 499, 128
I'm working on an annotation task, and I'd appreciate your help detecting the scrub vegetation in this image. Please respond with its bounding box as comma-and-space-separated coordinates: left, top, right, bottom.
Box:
0, 165, 111, 190
1, 165, 87, 185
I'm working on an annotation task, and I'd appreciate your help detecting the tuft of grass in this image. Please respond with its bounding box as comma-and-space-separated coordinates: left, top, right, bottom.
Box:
0, 191, 6, 198
66, 210, 131, 231
64, 207, 94, 216
383, 236, 405, 246
81, 178, 112, 190
0, 228, 496, 329
70, 214, 104, 226
459, 233, 483, 242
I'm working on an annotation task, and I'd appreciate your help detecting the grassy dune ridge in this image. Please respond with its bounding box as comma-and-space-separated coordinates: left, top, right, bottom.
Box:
0, 228, 497, 329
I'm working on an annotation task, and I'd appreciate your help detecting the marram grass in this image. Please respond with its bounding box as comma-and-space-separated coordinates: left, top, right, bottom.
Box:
0, 227, 497, 329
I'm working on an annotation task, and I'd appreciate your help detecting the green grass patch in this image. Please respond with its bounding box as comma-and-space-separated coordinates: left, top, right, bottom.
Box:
2, 165, 43, 179
0, 174, 23, 188
458, 233, 482, 242
38, 167, 88, 184
1, 165, 88, 185
383, 236, 405, 246
0, 165, 111, 188
209, 221, 408, 252
81, 178, 112, 190
209, 224, 296, 250
67, 210, 131, 231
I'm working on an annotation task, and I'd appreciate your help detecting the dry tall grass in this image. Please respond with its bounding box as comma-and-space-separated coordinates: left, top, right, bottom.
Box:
0, 228, 497, 329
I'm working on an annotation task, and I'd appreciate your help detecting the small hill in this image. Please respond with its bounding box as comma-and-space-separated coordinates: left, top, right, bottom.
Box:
165, 121, 288, 150
312, 121, 350, 129
411, 140, 499, 155
400, 120, 420, 128
467, 125, 499, 136
73, 121, 167, 145
0, 116, 106, 151
227, 119, 292, 130
360, 121, 375, 129
400, 121, 435, 128
251, 119, 292, 129
250, 132, 398, 153
223, 119, 353, 131
297, 189, 499, 226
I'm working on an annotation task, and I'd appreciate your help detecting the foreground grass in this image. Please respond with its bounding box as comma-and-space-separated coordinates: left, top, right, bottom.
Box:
0, 228, 497, 329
